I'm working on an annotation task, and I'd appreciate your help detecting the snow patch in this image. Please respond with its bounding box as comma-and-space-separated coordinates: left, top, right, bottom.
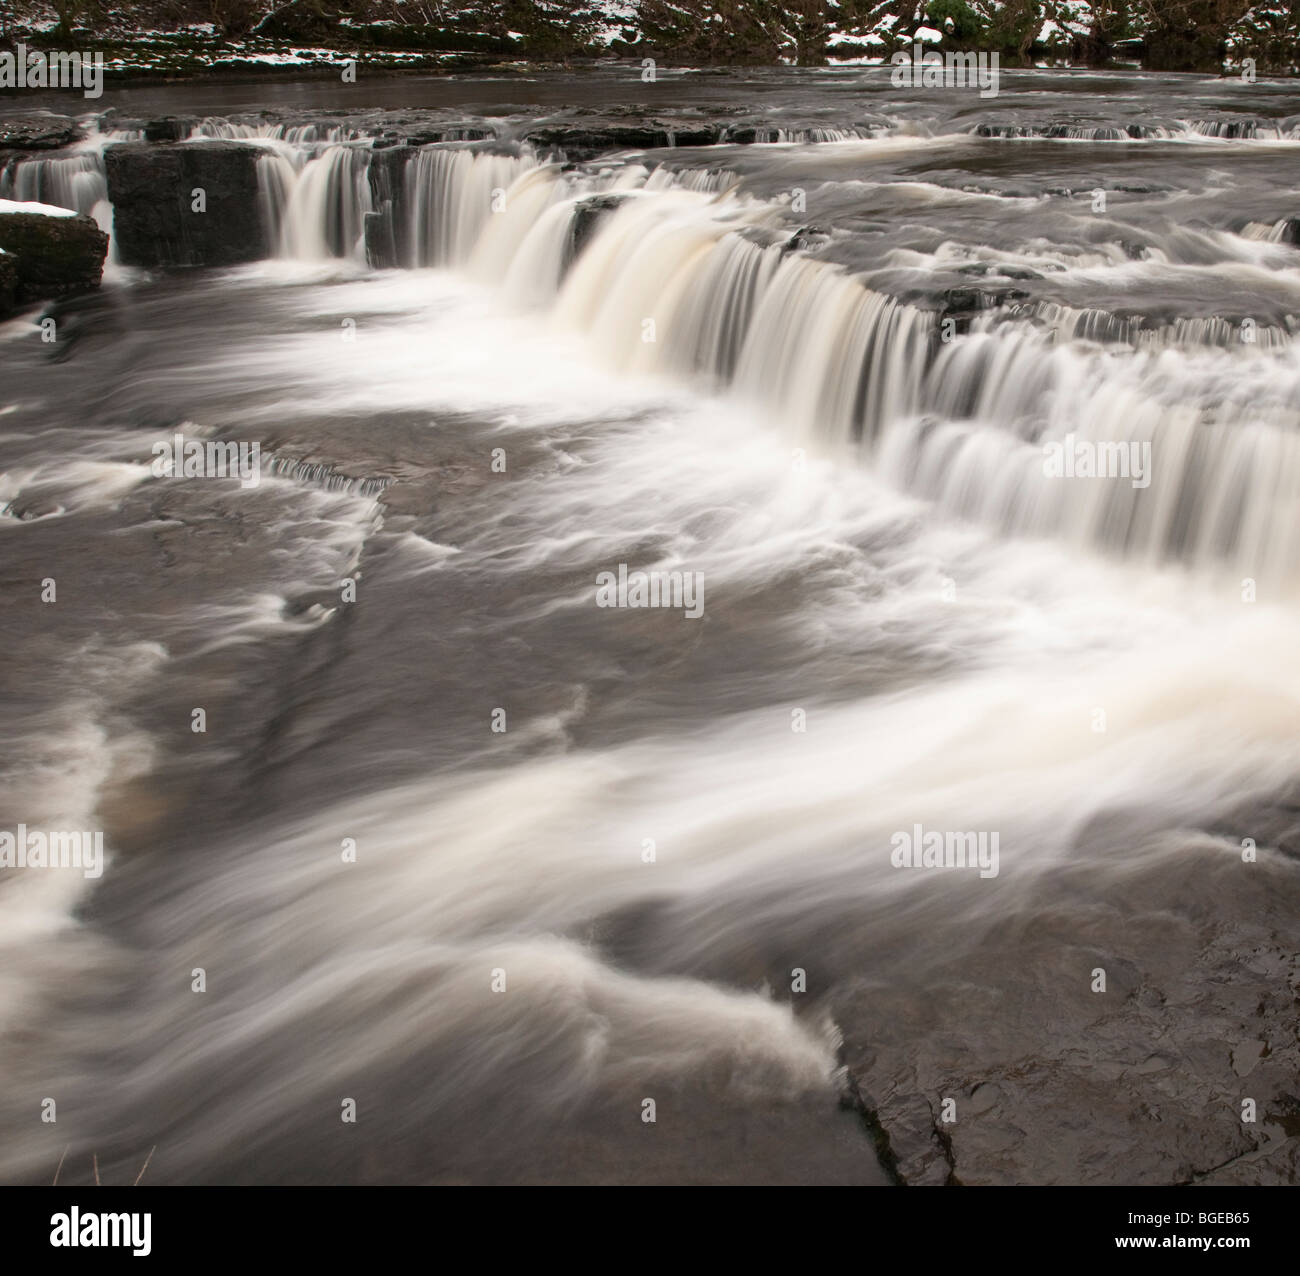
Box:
0, 199, 79, 219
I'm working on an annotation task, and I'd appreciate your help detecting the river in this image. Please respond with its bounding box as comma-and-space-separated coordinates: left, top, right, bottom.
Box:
0, 66, 1297, 1185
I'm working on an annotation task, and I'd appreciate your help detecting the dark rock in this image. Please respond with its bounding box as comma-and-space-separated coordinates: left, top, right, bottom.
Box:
104, 142, 266, 268
941, 287, 993, 315
365, 145, 413, 269
523, 123, 720, 159
0, 248, 16, 313
524, 125, 669, 156
565, 193, 627, 271
783, 225, 830, 256
366, 145, 411, 207
935, 285, 1031, 336
403, 127, 495, 146
663, 127, 717, 147
363, 210, 398, 272
143, 117, 198, 144
0, 210, 109, 312
834, 837, 1300, 1185
0, 115, 85, 151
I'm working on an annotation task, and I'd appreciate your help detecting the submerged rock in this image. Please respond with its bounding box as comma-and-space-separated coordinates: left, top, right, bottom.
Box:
104, 142, 266, 268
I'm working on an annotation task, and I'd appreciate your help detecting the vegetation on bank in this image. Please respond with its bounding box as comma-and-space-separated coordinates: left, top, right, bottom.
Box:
0, 1, 1297, 75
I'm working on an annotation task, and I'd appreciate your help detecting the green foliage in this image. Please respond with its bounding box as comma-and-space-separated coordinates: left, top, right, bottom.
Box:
982, 0, 1039, 60
926, 0, 983, 42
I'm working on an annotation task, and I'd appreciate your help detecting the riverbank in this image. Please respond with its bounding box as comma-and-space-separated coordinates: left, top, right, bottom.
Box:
2, 1, 1299, 81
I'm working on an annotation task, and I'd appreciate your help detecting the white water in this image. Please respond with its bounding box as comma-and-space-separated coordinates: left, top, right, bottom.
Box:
7, 261, 1300, 1181
234, 138, 1300, 588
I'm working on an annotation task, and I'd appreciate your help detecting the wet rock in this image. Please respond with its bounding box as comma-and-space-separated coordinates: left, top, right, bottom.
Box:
936, 284, 1030, 333
0, 114, 84, 150
104, 142, 266, 268
143, 117, 197, 143
524, 125, 671, 157
402, 126, 495, 146
0, 248, 16, 313
365, 145, 413, 269
565, 193, 627, 270
833, 842, 1300, 1185
0, 209, 109, 313
366, 144, 411, 206
783, 225, 831, 255
363, 210, 398, 272
523, 122, 720, 159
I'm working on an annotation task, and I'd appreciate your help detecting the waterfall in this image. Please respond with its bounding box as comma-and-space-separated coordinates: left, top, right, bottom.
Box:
404, 148, 537, 268
256, 152, 298, 250
275, 145, 374, 261
0, 130, 141, 248
251, 139, 1300, 585
41, 124, 1296, 588
872, 317, 1300, 580
1, 151, 105, 217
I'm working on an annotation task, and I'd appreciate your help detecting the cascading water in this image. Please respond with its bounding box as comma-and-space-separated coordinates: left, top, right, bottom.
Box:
0, 128, 142, 248
274, 144, 374, 260
227, 127, 1300, 588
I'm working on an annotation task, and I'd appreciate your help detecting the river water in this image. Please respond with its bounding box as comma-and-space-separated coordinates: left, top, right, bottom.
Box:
0, 67, 1298, 1185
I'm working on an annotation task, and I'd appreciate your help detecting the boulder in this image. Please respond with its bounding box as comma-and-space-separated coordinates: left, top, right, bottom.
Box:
0, 206, 109, 313
104, 142, 266, 268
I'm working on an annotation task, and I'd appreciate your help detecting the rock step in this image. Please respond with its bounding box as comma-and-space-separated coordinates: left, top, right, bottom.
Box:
104, 142, 266, 268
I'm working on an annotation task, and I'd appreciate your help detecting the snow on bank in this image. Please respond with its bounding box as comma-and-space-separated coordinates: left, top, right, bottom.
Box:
0, 199, 79, 218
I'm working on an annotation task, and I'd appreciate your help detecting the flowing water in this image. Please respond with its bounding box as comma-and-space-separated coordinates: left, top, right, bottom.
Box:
1, 68, 1298, 1185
